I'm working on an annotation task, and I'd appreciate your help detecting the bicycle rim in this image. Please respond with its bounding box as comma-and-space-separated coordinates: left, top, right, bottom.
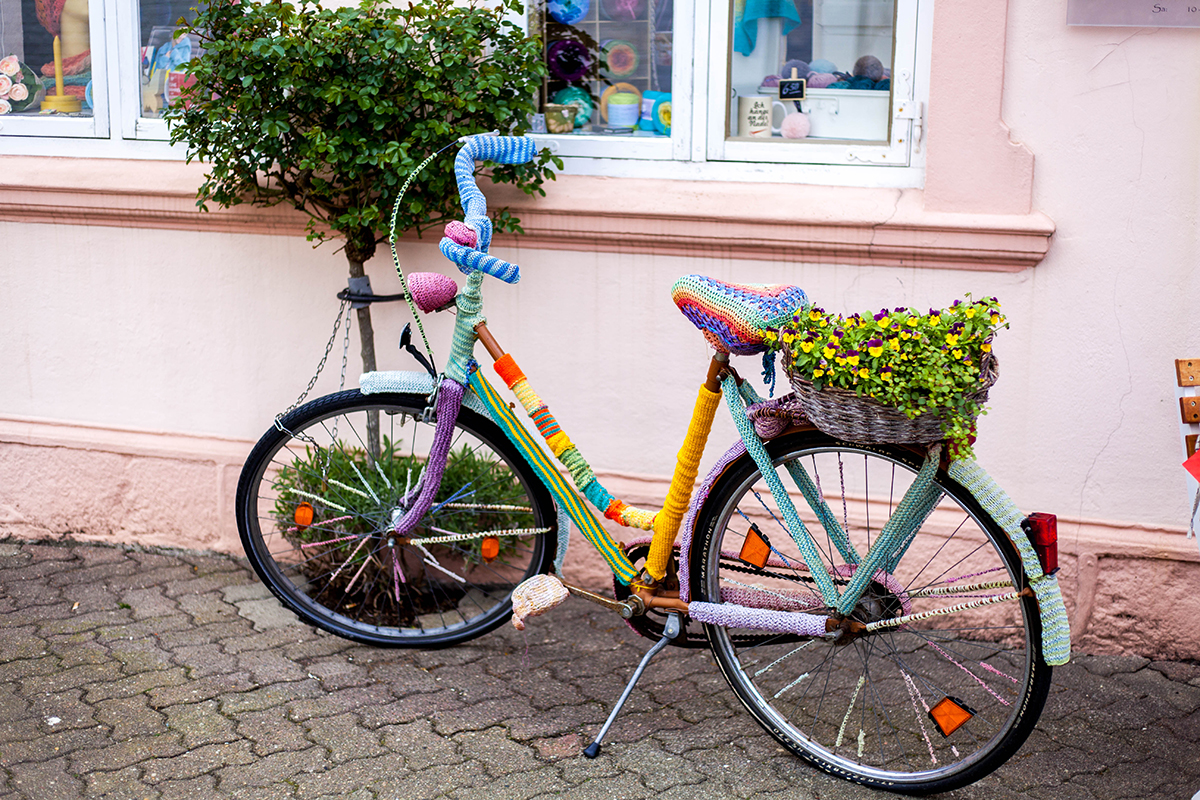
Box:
236, 390, 556, 647
692, 432, 1050, 793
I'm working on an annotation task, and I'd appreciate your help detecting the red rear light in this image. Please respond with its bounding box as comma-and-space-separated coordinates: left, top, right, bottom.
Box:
1022, 513, 1058, 575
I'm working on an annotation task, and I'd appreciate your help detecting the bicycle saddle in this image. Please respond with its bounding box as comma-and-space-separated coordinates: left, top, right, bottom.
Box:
672, 274, 808, 355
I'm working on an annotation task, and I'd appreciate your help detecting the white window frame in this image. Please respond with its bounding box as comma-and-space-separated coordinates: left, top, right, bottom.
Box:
0, 0, 110, 139
532, 0, 932, 187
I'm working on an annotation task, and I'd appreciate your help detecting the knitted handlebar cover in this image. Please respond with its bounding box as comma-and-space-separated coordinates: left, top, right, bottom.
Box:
438, 136, 536, 284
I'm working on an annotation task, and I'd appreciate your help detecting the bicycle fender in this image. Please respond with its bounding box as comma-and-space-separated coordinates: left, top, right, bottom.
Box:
359, 370, 489, 417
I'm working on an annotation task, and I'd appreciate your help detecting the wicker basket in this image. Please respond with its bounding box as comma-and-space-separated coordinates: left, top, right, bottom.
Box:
785, 354, 999, 445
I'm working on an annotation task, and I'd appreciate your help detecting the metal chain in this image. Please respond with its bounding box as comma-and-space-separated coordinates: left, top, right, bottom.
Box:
275, 297, 353, 429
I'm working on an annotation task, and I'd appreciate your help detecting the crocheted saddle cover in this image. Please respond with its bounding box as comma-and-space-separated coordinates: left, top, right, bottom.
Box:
672, 275, 808, 355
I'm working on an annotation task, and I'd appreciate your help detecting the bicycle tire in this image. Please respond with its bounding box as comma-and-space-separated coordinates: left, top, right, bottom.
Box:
236, 389, 556, 648
690, 430, 1051, 794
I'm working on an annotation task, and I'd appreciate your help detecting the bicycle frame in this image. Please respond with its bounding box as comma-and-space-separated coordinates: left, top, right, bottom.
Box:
381, 134, 1069, 664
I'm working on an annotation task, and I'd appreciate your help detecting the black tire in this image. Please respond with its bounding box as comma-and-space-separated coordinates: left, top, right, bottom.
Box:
689, 430, 1051, 794
236, 389, 556, 647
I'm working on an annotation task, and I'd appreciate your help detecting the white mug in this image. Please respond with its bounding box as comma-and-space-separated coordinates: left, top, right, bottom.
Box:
737, 95, 786, 137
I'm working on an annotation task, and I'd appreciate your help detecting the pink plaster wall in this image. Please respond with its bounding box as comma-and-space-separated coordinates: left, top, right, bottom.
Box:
3, 0, 1200, 658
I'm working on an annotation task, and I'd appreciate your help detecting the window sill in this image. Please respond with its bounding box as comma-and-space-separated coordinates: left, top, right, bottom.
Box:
0, 158, 1054, 271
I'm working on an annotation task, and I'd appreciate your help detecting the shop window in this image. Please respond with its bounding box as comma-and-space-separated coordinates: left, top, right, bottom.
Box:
533, 0, 926, 170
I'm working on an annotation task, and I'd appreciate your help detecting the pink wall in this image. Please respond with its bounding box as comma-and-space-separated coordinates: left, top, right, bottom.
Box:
2, 0, 1199, 658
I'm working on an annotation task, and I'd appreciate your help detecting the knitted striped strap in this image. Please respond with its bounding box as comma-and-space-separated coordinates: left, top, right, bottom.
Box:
469, 368, 639, 585
493, 353, 660, 533
947, 459, 1071, 666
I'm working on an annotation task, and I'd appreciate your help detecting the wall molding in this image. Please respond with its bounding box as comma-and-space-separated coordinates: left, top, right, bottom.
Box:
0, 157, 1053, 272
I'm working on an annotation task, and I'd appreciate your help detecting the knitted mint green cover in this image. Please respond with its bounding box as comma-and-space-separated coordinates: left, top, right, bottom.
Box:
947, 459, 1071, 666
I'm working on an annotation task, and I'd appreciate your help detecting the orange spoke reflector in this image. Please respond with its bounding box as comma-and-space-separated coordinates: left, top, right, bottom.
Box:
738, 523, 771, 570
481, 536, 500, 563
929, 696, 975, 737
294, 502, 315, 529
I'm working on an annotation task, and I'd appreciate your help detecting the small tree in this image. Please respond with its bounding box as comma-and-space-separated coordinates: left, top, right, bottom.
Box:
169, 0, 556, 409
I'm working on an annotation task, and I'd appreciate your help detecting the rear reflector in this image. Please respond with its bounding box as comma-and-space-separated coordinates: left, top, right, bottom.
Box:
738, 524, 772, 570
1022, 512, 1059, 575
929, 696, 975, 737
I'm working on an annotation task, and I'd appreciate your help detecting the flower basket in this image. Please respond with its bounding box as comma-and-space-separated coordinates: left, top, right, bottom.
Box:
785, 353, 998, 445
764, 297, 1007, 456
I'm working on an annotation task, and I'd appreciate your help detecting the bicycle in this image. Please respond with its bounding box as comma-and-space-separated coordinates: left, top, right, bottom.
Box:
235, 134, 1071, 795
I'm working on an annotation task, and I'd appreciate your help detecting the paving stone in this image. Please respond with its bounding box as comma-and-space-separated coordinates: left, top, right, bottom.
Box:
82, 765, 160, 799
2, 541, 1200, 800
95, 695, 168, 740
379, 717, 465, 771
162, 699, 239, 748
234, 705, 314, 757
141, 739, 257, 783
8, 756, 86, 800
304, 712, 388, 763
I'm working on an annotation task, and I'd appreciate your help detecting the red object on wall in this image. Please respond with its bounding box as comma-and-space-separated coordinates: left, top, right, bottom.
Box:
1185, 450, 1200, 484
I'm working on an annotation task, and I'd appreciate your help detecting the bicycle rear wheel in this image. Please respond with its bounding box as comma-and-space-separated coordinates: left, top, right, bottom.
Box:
236, 389, 556, 647
690, 431, 1050, 794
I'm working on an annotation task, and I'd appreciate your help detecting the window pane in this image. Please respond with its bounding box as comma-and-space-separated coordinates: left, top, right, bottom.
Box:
535, 0, 673, 137
136, 0, 199, 119
728, 0, 894, 142
1, 0, 94, 116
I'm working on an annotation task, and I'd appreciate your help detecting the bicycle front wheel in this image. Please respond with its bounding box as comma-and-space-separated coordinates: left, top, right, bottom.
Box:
236, 389, 556, 647
690, 431, 1050, 794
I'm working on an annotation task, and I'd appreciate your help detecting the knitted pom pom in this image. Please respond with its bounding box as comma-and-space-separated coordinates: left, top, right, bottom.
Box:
853, 55, 885, 81
781, 111, 810, 139
444, 220, 478, 248
406, 272, 458, 313
806, 72, 837, 89
780, 59, 809, 79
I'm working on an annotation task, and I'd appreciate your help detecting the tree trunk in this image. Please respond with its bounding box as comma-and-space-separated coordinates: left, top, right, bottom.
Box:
347, 256, 381, 461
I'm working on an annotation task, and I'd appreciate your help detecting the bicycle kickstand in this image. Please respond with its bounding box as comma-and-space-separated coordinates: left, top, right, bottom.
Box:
583, 611, 683, 759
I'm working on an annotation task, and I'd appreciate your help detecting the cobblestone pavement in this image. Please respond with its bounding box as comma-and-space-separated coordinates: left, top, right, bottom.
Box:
1, 539, 1198, 800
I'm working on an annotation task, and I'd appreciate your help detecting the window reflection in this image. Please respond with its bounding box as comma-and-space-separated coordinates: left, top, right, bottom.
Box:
728, 0, 895, 142
536, 0, 674, 136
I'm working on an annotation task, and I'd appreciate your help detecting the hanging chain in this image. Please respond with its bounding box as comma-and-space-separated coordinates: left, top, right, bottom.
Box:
275, 296, 353, 429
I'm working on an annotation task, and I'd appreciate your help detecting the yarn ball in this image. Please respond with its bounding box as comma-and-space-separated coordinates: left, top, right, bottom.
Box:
828, 81, 851, 89
848, 76, 877, 90
760, 73, 780, 87
780, 59, 809, 80
809, 58, 837, 74
806, 72, 837, 89
780, 111, 810, 139
853, 55, 885, 81
876, 78, 890, 91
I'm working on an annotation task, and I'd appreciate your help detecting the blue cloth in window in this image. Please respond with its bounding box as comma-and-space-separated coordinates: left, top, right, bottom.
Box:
733, 0, 802, 56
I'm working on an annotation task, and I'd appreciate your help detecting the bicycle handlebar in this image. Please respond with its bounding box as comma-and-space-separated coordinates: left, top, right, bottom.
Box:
438, 134, 537, 285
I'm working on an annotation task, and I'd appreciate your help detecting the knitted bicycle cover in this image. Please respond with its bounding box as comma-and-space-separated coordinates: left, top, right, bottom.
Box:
469, 368, 639, 584
672, 275, 808, 355
359, 370, 489, 417
947, 459, 1071, 666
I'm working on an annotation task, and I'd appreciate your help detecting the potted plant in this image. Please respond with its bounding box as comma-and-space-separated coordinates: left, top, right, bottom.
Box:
168, 0, 559, 452
764, 297, 1007, 457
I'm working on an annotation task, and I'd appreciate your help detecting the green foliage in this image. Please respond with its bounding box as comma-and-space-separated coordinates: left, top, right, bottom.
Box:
765, 297, 1008, 457
168, 0, 559, 263
272, 437, 533, 564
